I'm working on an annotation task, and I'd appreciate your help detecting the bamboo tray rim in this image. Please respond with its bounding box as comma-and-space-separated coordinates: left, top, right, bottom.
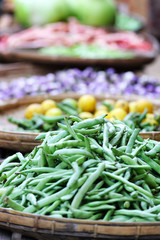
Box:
1, 206, 160, 227
1, 206, 160, 240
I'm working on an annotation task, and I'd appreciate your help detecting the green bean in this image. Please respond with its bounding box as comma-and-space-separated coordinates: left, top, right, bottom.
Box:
27, 193, 37, 206
57, 103, 78, 116
24, 174, 86, 213
81, 204, 115, 211
113, 167, 128, 176
48, 130, 68, 144
120, 155, 157, 187
109, 192, 123, 199
115, 209, 156, 218
132, 142, 147, 157
67, 162, 83, 189
21, 167, 57, 174
89, 213, 103, 220
110, 215, 130, 222
16, 152, 26, 163
60, 190, 77, 201
36, 132, 47, 140
85, 200, 109, 207
142, 182, 152, 193
2, 162, 21, 169
124, 181, 134, 191
117, 146, 127, 152
83, 137, 91, 153
89, 137, 104, 155
4, 197, 25, 211
146, 143, 160, 157
103, 174, 115, 186
132, 173, 148, 182
50, 210, 70, 216
43, 144, 55, 167
103, 209, 114, 221
39, 115, 64, 124
130, 191, 138, 199
107, 122, 116, 138
103, 123, 109, 148
0, 186, 14, 204
91, 181, 104, 192
0, 154, 18, 173
85, 195, 102, 201
48, 140, 85, 153
70, 207, 93, 219
112, 149, 133, 159
44, 177, 69, 193
110, 126, 125, 146
127, 217, 156, 222
52, 149, 93, 159
49, 214, 62, 218
133, 202, 141, 210
121, 131, 128, 146
126, 128, 140, 153
35, 175, 62, 191
64, 117, 80, 140
141, 201, 148, 210
4, 158, 31, 187
104, 148, 115, 162
104, 172, 153, 198
0, 167, 19, 182
120, 164, 151, 170
74, 115, 106, 129
76, 156, 86, 165
124, 201, 130, 209
27, 147, 39, 159
98, 182, 121, 197
24, 189, 46, 198
40, 200, 61, 215
140, 151, 160, 175
21, 194, 26, 206
75, 126, 101, 135
68, 115, 82, 122
23, 187, 73, 213
71, 163, 105, 209
145, 204, 160, 214
11, 175, 26, 185
54, 162, 67, 169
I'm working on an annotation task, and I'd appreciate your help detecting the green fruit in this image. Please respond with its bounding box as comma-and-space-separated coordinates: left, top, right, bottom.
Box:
13, 0, 70, 27
62, 98, 78, 109
68, 0, 117, 27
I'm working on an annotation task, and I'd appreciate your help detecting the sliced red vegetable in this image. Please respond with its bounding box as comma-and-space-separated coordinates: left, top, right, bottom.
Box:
0, 19, 152, 52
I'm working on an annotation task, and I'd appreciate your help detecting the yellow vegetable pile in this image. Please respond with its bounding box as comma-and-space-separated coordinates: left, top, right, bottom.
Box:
24, 95, 156, 125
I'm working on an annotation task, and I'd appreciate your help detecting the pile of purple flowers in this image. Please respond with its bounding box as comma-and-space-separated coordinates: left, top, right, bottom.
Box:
0, 68, 160, 100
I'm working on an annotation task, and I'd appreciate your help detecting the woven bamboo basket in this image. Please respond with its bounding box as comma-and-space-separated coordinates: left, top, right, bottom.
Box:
1, 207, 160, 240
0, 93, 159, 152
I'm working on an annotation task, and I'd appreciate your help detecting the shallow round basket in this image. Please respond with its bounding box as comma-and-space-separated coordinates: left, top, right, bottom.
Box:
0, 207, 160, 240
0, 33, 159, 70
0, 93, 159, 152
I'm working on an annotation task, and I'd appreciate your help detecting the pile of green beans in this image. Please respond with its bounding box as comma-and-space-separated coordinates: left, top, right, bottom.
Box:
8, 115, 66, 133
1, 115, 160, 222
123, 109, 160, 132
